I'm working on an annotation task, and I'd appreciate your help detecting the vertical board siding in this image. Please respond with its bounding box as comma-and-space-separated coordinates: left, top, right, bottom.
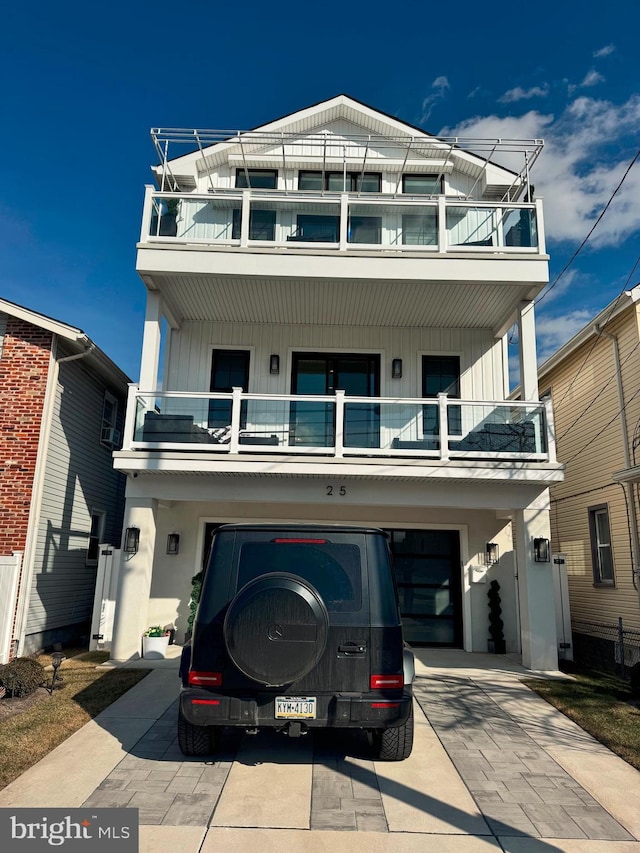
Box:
166, 321, 501, 401
545, 306, 640, 632
25, 347, 127, 639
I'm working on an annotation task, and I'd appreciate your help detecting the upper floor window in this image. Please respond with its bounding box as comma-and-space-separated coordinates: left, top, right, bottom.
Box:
235, 169, 278, 189
402, 174, 442, 195
298, 171, 381, 193
589, 504, 615, 585
101, 391, 120, 448
209, 349, 250, 428
232, 208, 276, 240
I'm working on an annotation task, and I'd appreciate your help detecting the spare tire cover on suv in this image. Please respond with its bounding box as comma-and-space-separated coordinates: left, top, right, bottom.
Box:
223, 572, 329, 686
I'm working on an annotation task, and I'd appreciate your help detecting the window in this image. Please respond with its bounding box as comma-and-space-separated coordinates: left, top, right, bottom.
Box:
235, 169, 277, 189
422, 355, 461, 437
100, 391, 120, 447
232, 208, 276, 240
348, 215, 381, 244
402, 212, 437, 246
402, 174, 442, 195
293, 214, 339, 242
298, 171, 381, 193
87, 511, 105, 566
589, 504, 615, 585
209, 349, 250, 428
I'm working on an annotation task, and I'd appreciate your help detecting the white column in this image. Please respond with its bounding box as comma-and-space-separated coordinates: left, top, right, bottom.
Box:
514, 495, 558, 671
138, 291, 162, 390
110, 498, 158, 661
518, 300, 539, 401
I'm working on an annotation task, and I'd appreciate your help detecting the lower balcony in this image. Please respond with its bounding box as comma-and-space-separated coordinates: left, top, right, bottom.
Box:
120, 387, 557, 468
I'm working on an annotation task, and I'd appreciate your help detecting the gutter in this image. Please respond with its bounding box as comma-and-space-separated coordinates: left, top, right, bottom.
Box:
594, 323, 640, 590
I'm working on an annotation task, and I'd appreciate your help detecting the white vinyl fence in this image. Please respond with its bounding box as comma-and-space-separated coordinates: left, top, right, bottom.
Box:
89, 545, 121, 652
0, 553, 21, 664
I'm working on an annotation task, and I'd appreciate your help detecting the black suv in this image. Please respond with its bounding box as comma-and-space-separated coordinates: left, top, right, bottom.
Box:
178, 524, 414, 760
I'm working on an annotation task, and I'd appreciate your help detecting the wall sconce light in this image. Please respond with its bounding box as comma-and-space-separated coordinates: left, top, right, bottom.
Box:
166, 533, 180, 555
270, 354, 280, 375
485, 542, 499, 565
124, 526, 140, 555
392, 358, 403, 379
534, 537, 551, 562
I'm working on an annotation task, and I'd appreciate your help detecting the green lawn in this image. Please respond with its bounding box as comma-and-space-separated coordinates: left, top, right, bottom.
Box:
523, 666, 640, 771
0, 652, 150, 790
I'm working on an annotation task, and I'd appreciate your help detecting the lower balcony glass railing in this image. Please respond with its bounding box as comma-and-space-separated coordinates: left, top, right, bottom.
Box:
130, 392, 549, 460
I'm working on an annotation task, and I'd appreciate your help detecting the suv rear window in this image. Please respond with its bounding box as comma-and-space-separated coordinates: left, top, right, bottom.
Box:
237, 539, 363, 612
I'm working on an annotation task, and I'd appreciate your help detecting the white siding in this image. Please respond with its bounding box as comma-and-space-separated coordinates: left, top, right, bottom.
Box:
165, 321, 503, 401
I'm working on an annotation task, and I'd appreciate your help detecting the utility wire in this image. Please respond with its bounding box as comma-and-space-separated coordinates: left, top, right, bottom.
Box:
536, 147, 640, 307
565, 384, 640, 465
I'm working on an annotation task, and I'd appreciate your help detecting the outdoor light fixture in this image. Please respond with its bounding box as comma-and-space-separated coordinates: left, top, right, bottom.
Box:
534, 537, 551, 562
124, 526, 140, 555
485, 542, 499, 565
166, 533, 180, 555
48, 652, 66, 694
392, 358, 403, 379
270, 354, 280, 375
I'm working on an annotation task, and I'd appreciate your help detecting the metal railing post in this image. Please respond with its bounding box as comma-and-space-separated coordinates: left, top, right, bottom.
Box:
438, 393, 450, 461
335, 390, 345, 458
438, 197, 447, 252
229, 387, 243, 453
543, 397, 557, 463
123, 384, 139, 450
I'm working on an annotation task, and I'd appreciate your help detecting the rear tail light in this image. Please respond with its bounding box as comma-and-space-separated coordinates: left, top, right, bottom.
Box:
188, 670, 222, 686
192, 699, 221, 705
371, 702, 401, 708
370, 674, 404, 690
273, 538, 326, 544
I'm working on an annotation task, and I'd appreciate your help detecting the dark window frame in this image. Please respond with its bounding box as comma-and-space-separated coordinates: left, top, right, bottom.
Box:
422, 355, 462, 437
588, 503, 615, 586
87, 510, 106, 567
298, 170, 382, 193
235, 168, 278, 189
209, 348, 250, 429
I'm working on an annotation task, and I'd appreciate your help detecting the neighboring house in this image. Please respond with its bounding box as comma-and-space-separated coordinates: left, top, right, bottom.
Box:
0, 299, 129, 660
538, 285, 640, 671
110, 95, 564, 670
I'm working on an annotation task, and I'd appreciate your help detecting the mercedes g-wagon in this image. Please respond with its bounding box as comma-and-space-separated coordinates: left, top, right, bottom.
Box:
178, 524, 414, 760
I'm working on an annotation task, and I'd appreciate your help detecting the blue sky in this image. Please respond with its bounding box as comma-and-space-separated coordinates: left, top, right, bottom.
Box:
1, 1, 639, 380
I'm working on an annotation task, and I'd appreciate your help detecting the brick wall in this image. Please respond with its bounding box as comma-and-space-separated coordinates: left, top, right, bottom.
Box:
0, 318, 52, 553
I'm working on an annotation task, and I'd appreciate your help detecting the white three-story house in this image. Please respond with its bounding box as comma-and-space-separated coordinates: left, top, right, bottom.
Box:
110, 95, 564, 670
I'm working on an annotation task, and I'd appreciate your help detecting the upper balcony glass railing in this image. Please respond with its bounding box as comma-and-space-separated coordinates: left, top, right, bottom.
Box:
145, 191, 542, 254
126, 388, 553, 462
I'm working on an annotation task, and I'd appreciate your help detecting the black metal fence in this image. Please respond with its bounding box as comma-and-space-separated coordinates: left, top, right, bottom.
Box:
571, 618, 640, 680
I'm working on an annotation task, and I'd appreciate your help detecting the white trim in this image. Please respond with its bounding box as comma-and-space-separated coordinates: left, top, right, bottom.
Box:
208, 344, 256, 392
0, 298, 86, 343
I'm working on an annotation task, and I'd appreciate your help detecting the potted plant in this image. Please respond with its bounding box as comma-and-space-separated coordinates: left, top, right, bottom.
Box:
142, 626, 170, 659
487, 580, 506, 654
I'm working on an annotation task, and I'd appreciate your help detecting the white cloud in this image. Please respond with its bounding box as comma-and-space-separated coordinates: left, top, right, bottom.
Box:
420, 76, 450, 123
441, 94, 640, 247
536, 309, 594, 363
498, 84, 549, 103
580, 69, 604, 87
593, 44, 615, 58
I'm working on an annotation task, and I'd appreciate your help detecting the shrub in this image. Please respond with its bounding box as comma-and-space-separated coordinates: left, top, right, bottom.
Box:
0, 657, 45, 698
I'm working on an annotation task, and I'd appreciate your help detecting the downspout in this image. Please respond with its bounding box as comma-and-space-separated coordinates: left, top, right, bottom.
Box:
15, 338, 96, 654
595, 324, 640, 588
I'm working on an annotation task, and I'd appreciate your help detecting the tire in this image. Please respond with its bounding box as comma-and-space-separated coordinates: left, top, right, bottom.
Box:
178, 706, 216, 756
371, 704, 414, 761
223, 573, 329, 686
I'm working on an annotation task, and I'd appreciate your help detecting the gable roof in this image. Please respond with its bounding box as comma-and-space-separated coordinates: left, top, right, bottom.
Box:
150, 94, 540, 199
0, 297, 130, 387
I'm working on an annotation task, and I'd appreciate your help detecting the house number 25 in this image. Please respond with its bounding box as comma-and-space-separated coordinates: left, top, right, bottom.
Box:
326, 485, 346, 496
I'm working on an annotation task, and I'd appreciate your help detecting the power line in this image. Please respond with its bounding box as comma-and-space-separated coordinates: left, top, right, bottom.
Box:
536, 147, 640, 307
565, 384, 640, 465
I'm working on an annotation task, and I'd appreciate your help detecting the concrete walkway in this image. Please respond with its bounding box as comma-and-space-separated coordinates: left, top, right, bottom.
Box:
1, 650, 639, 852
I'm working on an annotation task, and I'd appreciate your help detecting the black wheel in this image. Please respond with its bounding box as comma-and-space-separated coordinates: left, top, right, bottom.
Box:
178, 705, 216, 756
223, 573, 329, 686
371, 704, 414, 761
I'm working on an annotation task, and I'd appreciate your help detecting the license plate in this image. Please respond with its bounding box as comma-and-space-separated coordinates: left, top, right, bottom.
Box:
275, 696, 316, 719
